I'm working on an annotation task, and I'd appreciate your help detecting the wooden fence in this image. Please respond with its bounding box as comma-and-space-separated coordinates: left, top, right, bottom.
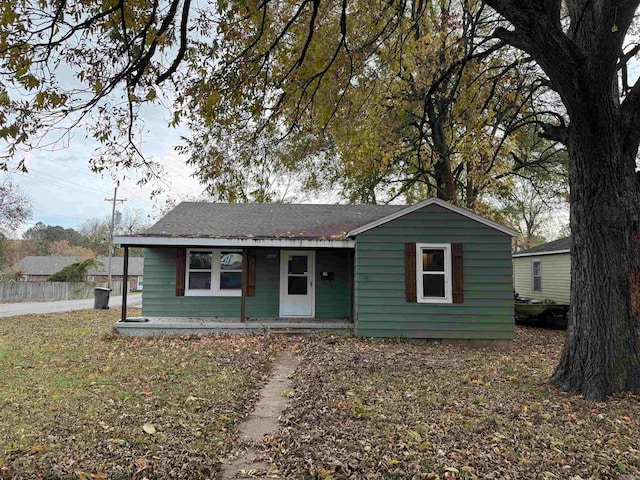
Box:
0, 281, 124, 302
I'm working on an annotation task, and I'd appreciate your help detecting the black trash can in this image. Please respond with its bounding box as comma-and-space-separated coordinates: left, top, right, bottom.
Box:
94, 287, 111, 309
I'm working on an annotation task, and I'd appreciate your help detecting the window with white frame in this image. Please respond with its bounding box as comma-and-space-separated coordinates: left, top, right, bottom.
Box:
185, 249, 243, 296
532, 259, 542, 293
416, 243, 452, 303
137, 276, 143, 291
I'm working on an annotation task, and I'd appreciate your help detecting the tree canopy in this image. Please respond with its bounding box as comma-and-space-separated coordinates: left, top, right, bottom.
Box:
181, 1, 569, 209
23, 222, 82, 244
0, 0, 566, 208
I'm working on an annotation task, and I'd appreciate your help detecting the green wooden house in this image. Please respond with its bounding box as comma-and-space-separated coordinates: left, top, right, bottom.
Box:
114, 198, 517, 341
512, 236, 571, 304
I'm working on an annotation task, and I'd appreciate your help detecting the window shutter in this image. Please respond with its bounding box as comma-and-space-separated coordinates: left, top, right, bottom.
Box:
176, 248, 186, 297
246, 249, 256, 297
452, 243, 464, 303
405, 243, 417, 302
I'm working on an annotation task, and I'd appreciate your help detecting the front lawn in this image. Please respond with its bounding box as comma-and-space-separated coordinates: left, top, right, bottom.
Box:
269, 329, 640, 479
2, 312, 638, 480
0, 310, 275, 479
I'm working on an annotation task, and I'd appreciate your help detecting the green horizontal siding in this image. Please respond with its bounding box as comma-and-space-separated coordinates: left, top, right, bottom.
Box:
142, 248, 240, 317
354, 203, 514, 341
142, 247, 350, 319
513, 253, 570, 304
315, 250, 351, 319
356, 328, 515, 341
357, 304, 512, 314
246, 249, 279, 318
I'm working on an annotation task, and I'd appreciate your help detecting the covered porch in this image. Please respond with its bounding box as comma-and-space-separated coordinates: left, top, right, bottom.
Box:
113, 238, 356, 335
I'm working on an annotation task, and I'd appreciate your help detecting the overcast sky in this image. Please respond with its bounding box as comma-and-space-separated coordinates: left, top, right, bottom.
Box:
6, 103, 206, 236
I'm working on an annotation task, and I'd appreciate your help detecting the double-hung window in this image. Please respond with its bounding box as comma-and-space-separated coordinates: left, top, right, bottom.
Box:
532, 259, 542, 293
185, 249, 243, 296
416, 243, 452, 303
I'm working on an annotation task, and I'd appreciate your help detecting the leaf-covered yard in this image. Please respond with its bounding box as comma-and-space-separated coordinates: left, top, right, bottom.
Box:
268, 330, 640, 480
1, 312, 639, 480
0, 310, 275, 479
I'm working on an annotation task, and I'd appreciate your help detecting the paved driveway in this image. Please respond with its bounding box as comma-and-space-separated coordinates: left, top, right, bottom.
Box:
0, 294, 142, 318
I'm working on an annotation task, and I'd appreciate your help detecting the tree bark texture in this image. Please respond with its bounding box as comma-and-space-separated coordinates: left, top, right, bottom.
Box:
551, 106, 640, 401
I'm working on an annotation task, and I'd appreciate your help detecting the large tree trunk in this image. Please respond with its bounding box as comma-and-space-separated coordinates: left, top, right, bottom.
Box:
551, 106, 640, 401
430, 108, 456, 202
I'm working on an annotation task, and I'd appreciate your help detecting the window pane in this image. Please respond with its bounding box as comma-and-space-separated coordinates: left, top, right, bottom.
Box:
532, 262, 541, 276
533, 277, 542, 292
220, 252, 243, 270
189, 272, 211, 290
220, 271, 242, 290
423, 249, 445, 272
423, 274, 445, 297
190, 252, 212, 270
288, 276, 308, 295
288, 255, 308, 275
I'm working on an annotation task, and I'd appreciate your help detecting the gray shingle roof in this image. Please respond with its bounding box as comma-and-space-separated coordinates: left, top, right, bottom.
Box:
18, 256, 144, 276
514, 236, 571, 256
142, 202, 406, 240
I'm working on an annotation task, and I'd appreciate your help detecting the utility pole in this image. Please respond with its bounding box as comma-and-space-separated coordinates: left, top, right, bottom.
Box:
105, 186, 127, 288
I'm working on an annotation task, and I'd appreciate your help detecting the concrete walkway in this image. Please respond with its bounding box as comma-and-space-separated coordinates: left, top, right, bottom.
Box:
222, 351, 300, 479
0, 294, 142, 317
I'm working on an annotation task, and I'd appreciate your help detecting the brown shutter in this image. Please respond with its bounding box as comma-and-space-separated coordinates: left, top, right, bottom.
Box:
246, 249, 256, 297
176, 248, 186, 297
405, 243, 417, 302
452, 243, 464, 303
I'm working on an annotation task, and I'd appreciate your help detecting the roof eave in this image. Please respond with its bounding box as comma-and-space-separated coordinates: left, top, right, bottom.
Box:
113, 236, 355, 249
512, 249, 570, 258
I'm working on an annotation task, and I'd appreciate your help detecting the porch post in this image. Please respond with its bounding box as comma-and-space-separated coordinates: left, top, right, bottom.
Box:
121, 246, 129, 323
240, 248, 247, 322
348, 249, 354, 322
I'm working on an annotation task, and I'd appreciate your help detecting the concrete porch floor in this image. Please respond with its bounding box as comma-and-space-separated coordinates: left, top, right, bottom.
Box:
115, 317, 353, 336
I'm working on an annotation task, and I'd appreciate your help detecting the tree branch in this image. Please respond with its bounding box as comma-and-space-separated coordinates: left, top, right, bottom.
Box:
156, 0, 192, 84
539, 121, 568, 143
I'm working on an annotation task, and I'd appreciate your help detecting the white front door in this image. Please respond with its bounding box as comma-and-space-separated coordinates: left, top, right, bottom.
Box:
279, 250, 315, 317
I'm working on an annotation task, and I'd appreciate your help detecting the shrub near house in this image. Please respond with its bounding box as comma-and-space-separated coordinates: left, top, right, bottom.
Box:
47, 258, 100, 282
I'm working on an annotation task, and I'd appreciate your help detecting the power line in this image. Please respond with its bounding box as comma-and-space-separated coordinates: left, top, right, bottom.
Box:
24, 168, 113, 196
33, 160, 157, 207
31, 208, 89, 223
24, 158, 161, 204
21, 172, 109, 197
38, 158, 107, 181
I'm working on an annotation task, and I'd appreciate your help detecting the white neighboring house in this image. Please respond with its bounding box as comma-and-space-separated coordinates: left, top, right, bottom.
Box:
512, 237, 571, 304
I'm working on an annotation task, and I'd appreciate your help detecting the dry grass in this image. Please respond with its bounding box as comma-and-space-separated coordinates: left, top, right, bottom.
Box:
0, 309, 276, 479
